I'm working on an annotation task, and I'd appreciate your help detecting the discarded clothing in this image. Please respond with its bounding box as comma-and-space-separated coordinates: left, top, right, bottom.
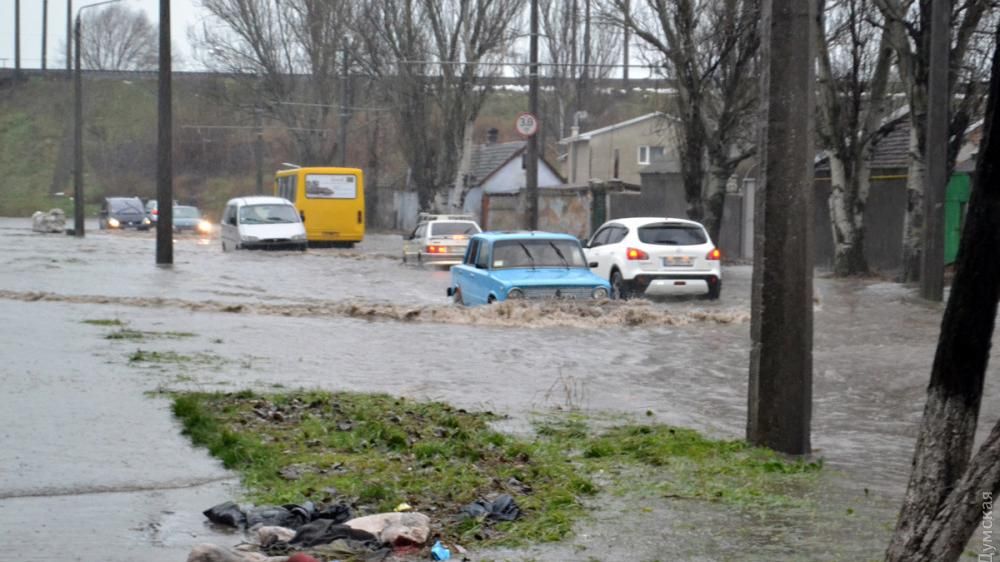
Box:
203, 501, 248, 528
289, 519, 378, 548
203, 500, 351, 530
459, 493, 520, 521
344, 512, 431, 546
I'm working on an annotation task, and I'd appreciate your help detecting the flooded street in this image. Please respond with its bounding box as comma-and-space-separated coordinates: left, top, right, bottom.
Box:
1, 217, 996, 561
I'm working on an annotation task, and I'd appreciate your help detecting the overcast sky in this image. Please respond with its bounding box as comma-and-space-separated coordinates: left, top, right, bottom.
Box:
0, 0, 206, 70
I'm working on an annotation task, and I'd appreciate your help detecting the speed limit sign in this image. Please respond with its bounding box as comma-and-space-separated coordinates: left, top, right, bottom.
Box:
515, 112, 539, 137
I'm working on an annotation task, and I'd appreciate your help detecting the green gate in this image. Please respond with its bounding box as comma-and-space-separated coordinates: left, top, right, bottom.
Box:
945, 173, 971, 264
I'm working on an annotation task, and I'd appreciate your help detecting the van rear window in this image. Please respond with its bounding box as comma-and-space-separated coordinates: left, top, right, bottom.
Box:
305, 174, 357, 199
637, 224, 707, 245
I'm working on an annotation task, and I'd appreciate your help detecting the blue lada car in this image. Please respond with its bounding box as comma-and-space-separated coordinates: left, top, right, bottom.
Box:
448, 231, 612, 305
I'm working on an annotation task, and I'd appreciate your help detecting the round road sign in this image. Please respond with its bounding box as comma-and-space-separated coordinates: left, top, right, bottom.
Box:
515, 112, 539, 137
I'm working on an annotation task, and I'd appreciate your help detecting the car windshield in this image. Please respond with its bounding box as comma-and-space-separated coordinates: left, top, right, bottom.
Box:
638, 224, 707, 245
430, 222, 479, 237
239, 204, 299, 224
174, 206, 200, 219
491, 239, 587, 269
110, 199, 143, 213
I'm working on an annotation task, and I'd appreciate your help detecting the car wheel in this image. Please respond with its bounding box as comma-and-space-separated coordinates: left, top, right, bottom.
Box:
487, 295, 496, 305
452, 287, 463, 305
610, 270, 629, 300
417, 252, 423, 265
402, 251, 408, 264
706, 280, 722, 300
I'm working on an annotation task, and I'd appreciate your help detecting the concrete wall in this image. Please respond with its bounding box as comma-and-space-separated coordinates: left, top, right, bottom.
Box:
564, 116, 680, 186
609, 172, 687, 222
813, 175, 907, 272
483, 189, 593, 238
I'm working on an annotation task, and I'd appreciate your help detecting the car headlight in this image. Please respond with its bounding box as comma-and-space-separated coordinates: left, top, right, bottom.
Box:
592, 287, 609, 299
291, 233, 306, 241
507, 288, 524, 299
143, 217, 151, 225
107, 217, 120, 228
241, 235, 259, 242
197, 220, 212, 233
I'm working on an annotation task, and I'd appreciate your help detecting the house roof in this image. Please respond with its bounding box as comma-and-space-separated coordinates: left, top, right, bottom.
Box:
816, 121, 910, 172
557, 112, 671, 144
469, 141, 525, 186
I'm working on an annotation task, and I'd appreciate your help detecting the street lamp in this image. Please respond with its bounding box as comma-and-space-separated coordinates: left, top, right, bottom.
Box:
73, 0, 123, 237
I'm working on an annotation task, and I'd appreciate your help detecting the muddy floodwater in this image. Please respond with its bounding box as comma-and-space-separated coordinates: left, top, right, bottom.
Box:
1, 217, 996, 561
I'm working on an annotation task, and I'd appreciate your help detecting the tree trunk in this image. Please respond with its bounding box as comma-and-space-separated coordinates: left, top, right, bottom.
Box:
900, 125, 925, 282
681, 106, 708, 222
449, 120, 475, 212
886, 22, 1000, 562
828, 156, 870, 276
703, 166, 728, 244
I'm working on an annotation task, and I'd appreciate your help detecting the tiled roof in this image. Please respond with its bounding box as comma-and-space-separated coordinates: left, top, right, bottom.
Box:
816, 120, 910, 171
469, 141, 525, 186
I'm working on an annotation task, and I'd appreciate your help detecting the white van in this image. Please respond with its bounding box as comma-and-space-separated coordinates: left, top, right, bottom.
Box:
220, 196, 308, 251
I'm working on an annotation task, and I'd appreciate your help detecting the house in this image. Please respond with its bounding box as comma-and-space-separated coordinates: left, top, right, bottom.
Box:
460, 129, 564, 222
558, 112, 680, 187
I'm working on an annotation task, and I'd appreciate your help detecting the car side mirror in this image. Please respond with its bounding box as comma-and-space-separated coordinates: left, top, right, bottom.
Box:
299, 211, 305, 223
588, 261, 598, 268
579, 237, 589, 248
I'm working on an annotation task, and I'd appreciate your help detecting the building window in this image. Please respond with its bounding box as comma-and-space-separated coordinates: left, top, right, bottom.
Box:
638, 145, 664, 165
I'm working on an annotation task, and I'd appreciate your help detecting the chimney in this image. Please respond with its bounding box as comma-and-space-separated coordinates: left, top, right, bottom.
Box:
486, 128, 499, 145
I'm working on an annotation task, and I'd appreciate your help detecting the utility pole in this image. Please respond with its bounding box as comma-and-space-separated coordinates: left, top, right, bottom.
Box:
747, 0, 816, 455
622, 0, 629, 91
921, 0, 949, 301
42, 0, 48, 71
73, 13, 83, 236
526, 0, 539, 230
15, 0, 21, 79
66, 0, 72, 73
156, 0, 173, 265
254, 105, 263, 194
338, 46, 350, 166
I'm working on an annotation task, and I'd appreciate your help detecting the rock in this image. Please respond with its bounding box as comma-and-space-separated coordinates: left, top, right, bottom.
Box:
31, 209, 66, 233
186, 543, 288, 562
344, 512, 431, 546
257, 525, 297, 547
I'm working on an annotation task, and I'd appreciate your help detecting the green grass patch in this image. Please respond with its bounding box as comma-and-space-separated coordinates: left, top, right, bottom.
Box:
82, 318, 125, 327
171, 391, 823, 548
129, 349, 220, 365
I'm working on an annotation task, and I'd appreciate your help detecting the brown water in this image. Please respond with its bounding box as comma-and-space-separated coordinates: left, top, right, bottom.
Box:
0, 218, 993, 561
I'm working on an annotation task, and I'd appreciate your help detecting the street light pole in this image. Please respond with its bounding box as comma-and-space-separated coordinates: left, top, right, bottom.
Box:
921, 0, 950, 301
72, 0, 123, 237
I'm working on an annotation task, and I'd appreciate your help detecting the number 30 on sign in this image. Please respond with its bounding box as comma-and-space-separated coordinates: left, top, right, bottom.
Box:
515, 112, 539, 137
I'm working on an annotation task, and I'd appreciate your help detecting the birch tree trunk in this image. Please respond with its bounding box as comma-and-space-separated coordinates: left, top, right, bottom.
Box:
828, 155, 869, 275
449, 120, 475, 212
702, 166, 728, 244
900, 125, 926, 281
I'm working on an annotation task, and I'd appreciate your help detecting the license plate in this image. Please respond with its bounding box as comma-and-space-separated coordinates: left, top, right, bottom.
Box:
662, 256, 693, 267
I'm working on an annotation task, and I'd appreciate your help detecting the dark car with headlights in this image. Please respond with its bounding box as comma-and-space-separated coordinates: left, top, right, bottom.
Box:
99, 197, 150, 230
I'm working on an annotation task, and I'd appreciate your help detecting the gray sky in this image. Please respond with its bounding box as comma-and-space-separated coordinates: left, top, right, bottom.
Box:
0, 0, 206, 70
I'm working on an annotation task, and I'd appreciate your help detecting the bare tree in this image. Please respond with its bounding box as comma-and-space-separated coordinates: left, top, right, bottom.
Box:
873, 0, 996, 281
884, 20, 1000, 561
815, 0, 899, 276
193, 0, 355, 165
79, 5, 158, 71
356, 0, 524, 211
606, 0, 759, 242
537, 0, 620, 149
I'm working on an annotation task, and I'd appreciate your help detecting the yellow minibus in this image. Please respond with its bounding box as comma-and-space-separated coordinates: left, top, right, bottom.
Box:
274, 167, 365, 246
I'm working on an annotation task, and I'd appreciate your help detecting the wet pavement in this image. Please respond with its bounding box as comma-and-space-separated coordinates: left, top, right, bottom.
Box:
0, 217, 996, 561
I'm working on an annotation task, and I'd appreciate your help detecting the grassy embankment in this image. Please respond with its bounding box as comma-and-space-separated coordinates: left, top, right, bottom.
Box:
172, 389, 822, 548
0, 76, 254, 219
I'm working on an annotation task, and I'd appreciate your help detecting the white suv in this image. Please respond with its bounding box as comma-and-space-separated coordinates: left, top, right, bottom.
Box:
584, 217, 722, 299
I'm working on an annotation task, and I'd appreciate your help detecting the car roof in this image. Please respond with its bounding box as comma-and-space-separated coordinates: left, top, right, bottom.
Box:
606, 217, 706, 229
228, 196, 292, 206
106, 196, 141, 201
473, 231, 580, 243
